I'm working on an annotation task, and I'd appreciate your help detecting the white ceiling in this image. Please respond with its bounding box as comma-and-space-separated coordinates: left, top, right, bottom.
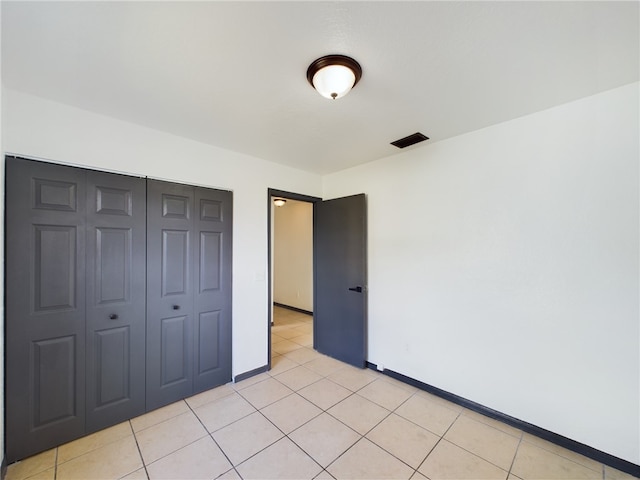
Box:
2, 1, 638, 174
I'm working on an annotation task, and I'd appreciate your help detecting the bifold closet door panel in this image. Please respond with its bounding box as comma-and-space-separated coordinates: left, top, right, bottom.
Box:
146, 180, 195, 410
5, 157, 87, 462
193, 187, 233, 393
85, 171, 146, 432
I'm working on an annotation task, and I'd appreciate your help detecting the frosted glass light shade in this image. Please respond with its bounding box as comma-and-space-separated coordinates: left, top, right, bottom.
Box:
312, 65, 356, 100
307, 55, 362, 100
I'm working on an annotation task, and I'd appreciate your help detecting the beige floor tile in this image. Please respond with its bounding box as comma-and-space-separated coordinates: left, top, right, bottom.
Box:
461, 409, 523, 438
237, 377, 293, 409
135, 411, 208, 465
521, 433, 603, 473
328, 393, 390, 435
412, 472, 429, 479
212, 411, 283, 465
605, 465, 640, 479
236, 437, 322, 479
290, 334, 314, 347
289, 413, 361, 468
58, 421, 133, 464
367, 413, 439, 469
508, 474, 524, 480
396, 394, 460, 436
271, 332, 285, 342
268, 355, 299, 375
418, 439, 508, 479
327, 438, 414, 480
130, 401, 189, 432
56, 435, 142, 480
274, 328, 306, 339
377, 374, 419, 393
314, 470, 336, 480
304, 356, 347, 377
193, 391, 256, 433
271, 324, 293, 333
146, 436, 232, 480
415, 390, 464, 412
294, 323, 314, 335
327, 365, 378, 391
217, 468, 241, 479
5, 449, 56, 480
275, 365, 323, 391
261, 393, 322, 434
272, 339, 303, 355
283, 347, 321, 364
120, 468, 149, 480
232, 372, 271, 391
185, 384, 235, 409
298, 378, 352, 410
22, 468, 55, 480
444, 415, 520, 470
357, 378, 414, 411
511, 441, 602, 479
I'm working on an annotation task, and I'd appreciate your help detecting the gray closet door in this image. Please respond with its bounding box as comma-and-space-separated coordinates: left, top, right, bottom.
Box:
146, 180, 232, 410
146, 180, 195, 409
6, 157, 87, 462
85, 170, 146, 432
193, 187, 232, 393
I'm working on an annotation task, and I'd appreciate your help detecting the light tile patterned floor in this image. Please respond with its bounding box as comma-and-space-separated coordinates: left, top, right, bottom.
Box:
6, 306, 638, 480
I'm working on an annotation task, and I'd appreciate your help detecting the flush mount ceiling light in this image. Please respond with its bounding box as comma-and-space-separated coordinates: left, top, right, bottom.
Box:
273, 198, 287, 207
307, 55, 362, 100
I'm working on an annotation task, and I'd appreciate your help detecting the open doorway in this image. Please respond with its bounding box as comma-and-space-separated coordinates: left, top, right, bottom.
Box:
267, 189, 321, 369
267, 189, 368, 370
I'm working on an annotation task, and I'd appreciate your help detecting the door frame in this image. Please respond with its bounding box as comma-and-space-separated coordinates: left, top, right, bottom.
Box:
267, 189, 321, 369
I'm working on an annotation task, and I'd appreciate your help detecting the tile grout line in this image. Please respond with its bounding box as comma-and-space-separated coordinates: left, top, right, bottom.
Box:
184, 397, 244, 479
414, 406, 464, 475
274, 350, 452, 476
506, 430, 524, 479
53, 447, 59, 480
129, 420, 151, 480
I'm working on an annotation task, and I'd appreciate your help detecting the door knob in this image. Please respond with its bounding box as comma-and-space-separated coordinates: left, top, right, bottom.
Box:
348, 286, 363, 293
172, 305, 180, 310
109, 314, 118, 320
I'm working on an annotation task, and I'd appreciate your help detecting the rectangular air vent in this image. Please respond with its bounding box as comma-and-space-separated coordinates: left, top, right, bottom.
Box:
390, 132, 429, 149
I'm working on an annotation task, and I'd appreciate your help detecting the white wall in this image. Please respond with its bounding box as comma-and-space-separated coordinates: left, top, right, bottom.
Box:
1, 88, 323, 378
273, 200, 313, 311
323, 82, 640, 464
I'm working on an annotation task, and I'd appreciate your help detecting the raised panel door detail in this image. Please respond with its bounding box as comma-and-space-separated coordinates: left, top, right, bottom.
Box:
198, 311, 220, 374
200, 199, 222, 221
162, 194, 189, 219
162, 230, 189, 296
96, 186, 132, 216
32, 336, 76, 428
200, 232, 221, 292
33, 225, 77, 312
94, 327, 130, 408
161, 316, 188, 387
33, 178, 77, 212
95, 228, 131, 304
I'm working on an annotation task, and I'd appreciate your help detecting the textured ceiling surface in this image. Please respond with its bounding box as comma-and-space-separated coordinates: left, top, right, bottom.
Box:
2, 1, 638, 174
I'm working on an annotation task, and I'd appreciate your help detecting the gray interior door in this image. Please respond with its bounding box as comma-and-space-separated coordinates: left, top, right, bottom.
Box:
314, 194, 367, 368
146, 180, 233, 410
85, 171, 146, 432
6, 157, 87, 462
